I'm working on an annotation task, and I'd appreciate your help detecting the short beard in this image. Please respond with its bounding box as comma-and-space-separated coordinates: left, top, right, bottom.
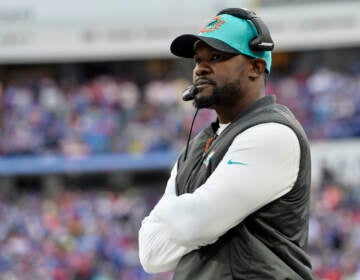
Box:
193, 80, 241, 109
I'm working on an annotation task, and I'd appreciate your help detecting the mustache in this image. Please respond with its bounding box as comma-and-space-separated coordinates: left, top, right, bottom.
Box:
194, 78, 216, 86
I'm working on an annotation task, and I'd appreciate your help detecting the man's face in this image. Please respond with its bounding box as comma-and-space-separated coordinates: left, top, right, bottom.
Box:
192, 42, 251, 109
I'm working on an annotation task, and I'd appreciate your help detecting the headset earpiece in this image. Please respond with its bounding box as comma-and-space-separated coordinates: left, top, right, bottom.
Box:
216, 8, 274, 52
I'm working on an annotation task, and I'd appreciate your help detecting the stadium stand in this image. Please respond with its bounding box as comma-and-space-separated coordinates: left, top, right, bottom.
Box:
1, 57, 359, 157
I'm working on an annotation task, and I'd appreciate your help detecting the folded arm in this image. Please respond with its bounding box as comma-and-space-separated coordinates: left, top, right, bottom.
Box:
152, 123, 301, 247
138, 123, 301, 272
138, 163, 198, 273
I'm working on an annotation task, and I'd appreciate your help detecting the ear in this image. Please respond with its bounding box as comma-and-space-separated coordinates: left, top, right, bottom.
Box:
248, 58, 267, 80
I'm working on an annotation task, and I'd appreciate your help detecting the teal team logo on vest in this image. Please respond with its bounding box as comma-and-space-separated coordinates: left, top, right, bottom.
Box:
203, 150, 215, 167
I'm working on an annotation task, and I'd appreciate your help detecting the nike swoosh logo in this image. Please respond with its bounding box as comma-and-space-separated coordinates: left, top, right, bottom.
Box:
227, 159, 247, 165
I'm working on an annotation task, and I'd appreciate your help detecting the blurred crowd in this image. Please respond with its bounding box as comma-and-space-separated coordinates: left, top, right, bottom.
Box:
269, 68, 360, 140
1, 67, 360, 156
0, 169, 358, 280
0, 76, 214, 157
0, 188, 173, 280
309, 168, 360, 280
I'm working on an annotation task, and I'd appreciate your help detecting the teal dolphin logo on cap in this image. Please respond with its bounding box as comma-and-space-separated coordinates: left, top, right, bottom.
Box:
200, 16, 226, 33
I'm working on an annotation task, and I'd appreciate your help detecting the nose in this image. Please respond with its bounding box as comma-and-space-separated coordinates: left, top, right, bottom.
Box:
194, 61, 212, 77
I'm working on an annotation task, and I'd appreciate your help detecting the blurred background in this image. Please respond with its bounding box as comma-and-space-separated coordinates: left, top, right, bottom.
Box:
0, 0, 359, 279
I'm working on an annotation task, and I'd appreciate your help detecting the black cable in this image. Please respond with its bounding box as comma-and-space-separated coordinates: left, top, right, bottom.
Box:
183, 109, 199, 161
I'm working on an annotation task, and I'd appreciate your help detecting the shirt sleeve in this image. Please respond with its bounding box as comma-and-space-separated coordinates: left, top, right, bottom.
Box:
138, 162, 199, 273
152, 123, 301, 247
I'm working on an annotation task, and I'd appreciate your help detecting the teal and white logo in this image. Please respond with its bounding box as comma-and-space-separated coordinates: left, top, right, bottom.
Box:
203, 150, 215, 167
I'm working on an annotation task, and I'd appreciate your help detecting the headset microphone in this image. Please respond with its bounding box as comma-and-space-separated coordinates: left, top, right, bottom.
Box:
182, 85, 199, 101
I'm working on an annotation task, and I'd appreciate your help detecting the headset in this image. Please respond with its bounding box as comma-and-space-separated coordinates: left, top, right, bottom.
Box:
216, 8, 274, 51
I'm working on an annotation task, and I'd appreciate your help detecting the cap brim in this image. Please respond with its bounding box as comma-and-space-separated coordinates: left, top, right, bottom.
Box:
170, 34, 239, 58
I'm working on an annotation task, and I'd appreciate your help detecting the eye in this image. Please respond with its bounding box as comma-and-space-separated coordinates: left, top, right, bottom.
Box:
210, 53, 223, 61
193, 52, 231, 65
211, 52, 233, 62
194, 56, 201, 64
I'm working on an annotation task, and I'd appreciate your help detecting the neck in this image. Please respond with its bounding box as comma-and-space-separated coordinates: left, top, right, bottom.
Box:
216, 90, 265, 123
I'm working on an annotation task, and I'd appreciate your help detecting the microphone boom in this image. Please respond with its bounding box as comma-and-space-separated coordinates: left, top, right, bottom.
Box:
182, 85, 199, 101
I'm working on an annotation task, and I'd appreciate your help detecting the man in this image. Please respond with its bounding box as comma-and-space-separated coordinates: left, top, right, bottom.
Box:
138, 8, 314, 280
